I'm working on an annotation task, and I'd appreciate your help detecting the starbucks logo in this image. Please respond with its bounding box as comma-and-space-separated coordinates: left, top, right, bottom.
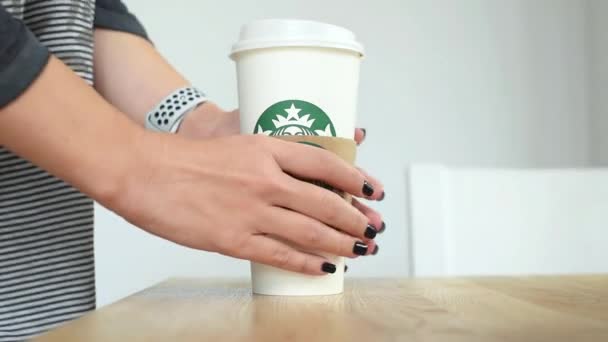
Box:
254, 100, 336, 137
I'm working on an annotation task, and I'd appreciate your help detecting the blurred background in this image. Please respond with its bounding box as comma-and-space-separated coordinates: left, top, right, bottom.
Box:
95, 0, 608, 305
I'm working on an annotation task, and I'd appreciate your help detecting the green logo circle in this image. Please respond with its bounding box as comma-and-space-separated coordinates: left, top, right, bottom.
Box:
253, 100, 336, 137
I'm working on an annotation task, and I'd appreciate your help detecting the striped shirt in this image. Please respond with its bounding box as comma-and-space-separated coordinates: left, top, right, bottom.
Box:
0, 1, 147, 340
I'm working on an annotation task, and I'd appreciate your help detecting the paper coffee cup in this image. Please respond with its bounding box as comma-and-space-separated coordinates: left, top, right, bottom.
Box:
231, 19, 364, 296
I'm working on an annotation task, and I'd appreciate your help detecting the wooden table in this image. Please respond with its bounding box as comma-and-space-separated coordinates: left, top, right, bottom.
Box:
35, 276, 608, 342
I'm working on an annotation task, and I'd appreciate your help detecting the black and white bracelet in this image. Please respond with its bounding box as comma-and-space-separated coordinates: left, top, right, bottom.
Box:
144, 87, 207, 133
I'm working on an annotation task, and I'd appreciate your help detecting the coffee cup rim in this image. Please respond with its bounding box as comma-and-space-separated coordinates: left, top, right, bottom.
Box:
230, 19, 365, 59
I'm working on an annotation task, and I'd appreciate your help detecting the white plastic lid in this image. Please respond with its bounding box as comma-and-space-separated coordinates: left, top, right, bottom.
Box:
230, 19, 365, 59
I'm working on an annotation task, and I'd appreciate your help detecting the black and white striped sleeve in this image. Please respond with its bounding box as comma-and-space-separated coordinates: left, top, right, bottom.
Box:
0, 6, 50, 109
94, 0, 149, 40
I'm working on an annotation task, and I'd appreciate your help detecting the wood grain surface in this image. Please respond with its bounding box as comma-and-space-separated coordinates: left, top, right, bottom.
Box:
35, 276, 608, 342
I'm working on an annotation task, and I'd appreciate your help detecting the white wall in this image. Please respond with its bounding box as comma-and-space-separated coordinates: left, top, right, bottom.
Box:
587, 0, 608, 164
95, 0, 591, 306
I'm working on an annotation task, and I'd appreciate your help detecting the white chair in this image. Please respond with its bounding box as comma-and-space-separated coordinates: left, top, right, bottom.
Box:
407, 164, 608, 277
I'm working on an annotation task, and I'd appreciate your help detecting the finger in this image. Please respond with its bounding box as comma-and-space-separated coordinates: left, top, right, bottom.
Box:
272, 140, 378, 198
237, 234, 335, 276
357, 167, 385, 201
277, 175, 377, 241
365, 239, 379, 256
352, 198, 385, 233
262, 206, 371, 258
354, 128, 366, 145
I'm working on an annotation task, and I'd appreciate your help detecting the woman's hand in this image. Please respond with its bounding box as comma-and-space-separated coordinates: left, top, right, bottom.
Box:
113, 133, 384, 275
177, 103, 385, 257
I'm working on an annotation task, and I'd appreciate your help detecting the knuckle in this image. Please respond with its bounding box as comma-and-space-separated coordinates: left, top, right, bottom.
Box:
268, 176, 290, 194
319, 191, 343, 223
255, 176, 289, 201
317, 152, 362, 190
325, 234, 347, 257
234, 233, 252, 252
355, 212, 369, 231
295, 255, 310, 274
270, 246, 292, 269
303, 225, 323, 247
298, 147, 329, 173
349, 167, 365, 185
340, 167, 363, 190
316, 150, 336, 173
347, 214, 369, 239
216, 231, 250, 256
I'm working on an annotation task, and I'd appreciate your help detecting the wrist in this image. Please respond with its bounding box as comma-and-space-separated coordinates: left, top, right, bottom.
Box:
177, 102, 221, 138
90, 122, 149, 210
101, 129, 193, 222
178, 102, 240, 139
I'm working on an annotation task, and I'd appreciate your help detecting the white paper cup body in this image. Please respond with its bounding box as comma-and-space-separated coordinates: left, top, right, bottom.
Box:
250, 254, 345, 296
231, 20, 363, 296
235, 46, 362, 139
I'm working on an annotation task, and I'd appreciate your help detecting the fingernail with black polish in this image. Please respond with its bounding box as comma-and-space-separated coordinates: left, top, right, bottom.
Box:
322, 262, 337, 274
344, 265, 349, 273
378, 221, 386, 234
372, 245, 379, 255
362, 181, 374, 197
353, 241, 368, 256
364, 224, 377, 239
378, 191, 385, 201
361, 128, 367, 139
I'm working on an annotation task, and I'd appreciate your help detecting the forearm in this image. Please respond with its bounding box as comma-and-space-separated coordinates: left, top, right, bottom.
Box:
93, 29, 238, 137
0, 56, 142, 205
93, 29, 190, 126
